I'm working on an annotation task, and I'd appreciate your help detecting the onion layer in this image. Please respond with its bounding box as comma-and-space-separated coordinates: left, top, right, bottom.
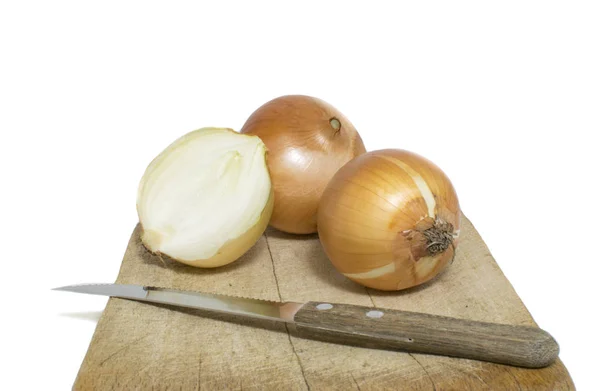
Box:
318, 149, 460, 291
241, 95, 366, 234
137, 127, 273, 268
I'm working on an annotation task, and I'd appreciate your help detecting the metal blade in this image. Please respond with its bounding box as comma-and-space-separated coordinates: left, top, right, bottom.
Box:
53, 283, 303, 322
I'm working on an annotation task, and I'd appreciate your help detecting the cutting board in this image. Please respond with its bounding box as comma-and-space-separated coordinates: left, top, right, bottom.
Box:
74, 215, 574, 390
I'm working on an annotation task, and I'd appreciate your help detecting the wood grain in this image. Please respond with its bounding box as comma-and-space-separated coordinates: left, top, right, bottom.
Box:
74, 215, 574, 390
294, 302, 558, 368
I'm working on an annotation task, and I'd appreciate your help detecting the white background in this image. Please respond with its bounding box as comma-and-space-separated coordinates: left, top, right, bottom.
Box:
1, 1, 598, 389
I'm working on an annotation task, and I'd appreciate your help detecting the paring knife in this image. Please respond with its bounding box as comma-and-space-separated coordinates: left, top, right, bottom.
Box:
54, 283, 558, 368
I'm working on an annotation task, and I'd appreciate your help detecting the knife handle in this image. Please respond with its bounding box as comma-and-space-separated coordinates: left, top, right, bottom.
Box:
292, 301, 558, 368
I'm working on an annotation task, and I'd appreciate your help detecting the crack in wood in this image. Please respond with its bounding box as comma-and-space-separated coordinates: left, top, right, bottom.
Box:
365, 287, 376, 308
408, 353, 436, 391
285, 323, 311, 391
196, 356, 202, 391
350, 372, 362, 391
99, 334, 150, 366
264, 232, 284, 302
264, 232, 311, 391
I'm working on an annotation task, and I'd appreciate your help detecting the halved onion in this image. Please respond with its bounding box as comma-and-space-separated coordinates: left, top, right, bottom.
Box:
137, 127, 273, 268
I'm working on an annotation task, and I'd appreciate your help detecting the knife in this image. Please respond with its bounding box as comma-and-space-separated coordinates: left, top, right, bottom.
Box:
54, 283, 558, 368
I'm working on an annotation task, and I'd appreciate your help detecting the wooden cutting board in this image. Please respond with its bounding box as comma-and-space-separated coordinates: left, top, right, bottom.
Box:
74, 215, 574, 390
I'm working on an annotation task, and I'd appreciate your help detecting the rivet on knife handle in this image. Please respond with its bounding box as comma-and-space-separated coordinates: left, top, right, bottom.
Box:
292, 301, 559, 368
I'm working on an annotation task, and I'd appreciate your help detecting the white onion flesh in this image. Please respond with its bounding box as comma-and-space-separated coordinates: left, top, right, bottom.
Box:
137, 127, 273, 267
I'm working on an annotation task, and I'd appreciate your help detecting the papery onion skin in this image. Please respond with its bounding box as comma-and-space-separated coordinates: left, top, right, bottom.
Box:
317, 149, 460, 291
137, 127, 273, 268
241, 95, 366, 234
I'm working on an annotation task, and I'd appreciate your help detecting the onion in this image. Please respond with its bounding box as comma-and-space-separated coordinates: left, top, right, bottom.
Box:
240, 95, 366, 234
317, 149, 460, 291
136, 127, 274, 268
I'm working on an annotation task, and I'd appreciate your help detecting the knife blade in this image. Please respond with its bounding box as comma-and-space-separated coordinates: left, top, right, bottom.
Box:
54, 283, 559, 368
53, 283, 304, 322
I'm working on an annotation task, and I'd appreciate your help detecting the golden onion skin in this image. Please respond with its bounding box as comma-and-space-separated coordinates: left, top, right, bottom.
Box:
317, 149, 460, 291
241, 95, 366, 234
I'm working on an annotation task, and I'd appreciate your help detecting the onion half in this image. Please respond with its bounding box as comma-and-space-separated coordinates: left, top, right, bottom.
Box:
137, 127, 273, 268
318, 149, 460, 290
241, 95, 366, 234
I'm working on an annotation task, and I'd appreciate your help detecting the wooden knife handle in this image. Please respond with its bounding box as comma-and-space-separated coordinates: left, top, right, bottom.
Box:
293, 301, 558, 368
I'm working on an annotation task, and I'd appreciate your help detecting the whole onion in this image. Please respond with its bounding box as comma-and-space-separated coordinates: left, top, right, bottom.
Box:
241, 95, 366, 234
318, 149, 460, 291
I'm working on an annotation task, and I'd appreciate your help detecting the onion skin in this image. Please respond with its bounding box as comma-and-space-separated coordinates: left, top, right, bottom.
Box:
317, 149, 460, 291
241, 95, 366, 234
